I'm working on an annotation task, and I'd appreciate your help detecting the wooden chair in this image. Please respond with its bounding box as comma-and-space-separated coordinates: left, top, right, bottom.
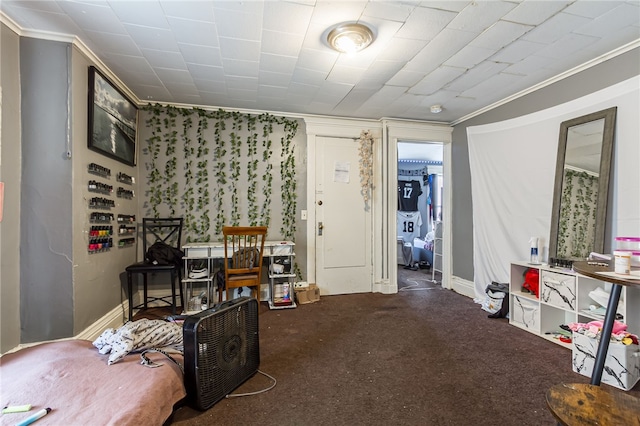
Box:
222, 226, 267, 304
126, 218, 184, 320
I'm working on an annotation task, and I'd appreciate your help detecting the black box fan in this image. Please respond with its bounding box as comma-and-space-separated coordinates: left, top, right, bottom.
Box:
183, 296, 260, 410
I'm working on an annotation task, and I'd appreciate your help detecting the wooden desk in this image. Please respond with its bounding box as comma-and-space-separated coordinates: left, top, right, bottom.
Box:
572, 261, 640, 385
546, 383, 640, 426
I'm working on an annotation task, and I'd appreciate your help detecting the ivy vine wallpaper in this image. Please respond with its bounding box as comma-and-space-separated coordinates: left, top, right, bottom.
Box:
138, 104, 306, 245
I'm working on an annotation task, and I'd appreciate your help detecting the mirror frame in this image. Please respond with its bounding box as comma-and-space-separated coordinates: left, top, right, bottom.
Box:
549, 107, 617, 261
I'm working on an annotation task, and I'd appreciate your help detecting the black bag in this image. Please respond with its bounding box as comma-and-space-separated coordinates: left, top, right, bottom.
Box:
486, 281, 509, 319
145, 241, 184, 268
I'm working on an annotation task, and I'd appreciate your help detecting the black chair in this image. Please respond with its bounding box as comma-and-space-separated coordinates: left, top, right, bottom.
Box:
126, 218, 184, 321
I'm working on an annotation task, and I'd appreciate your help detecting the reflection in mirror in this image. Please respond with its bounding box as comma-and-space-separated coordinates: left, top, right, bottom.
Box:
549, 107, 616, 265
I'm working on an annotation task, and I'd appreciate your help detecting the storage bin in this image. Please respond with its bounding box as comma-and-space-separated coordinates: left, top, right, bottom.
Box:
615, 236, 640, 251
540, 270, 576, 310
510, 295, 540, 332
572, 332, 640, 391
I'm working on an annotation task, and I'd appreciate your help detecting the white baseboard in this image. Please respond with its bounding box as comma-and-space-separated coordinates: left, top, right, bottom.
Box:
450, 275, 475, 299
75, 301, 127, 341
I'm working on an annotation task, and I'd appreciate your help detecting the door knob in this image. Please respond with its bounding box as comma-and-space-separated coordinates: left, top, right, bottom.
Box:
318, 200, 323, 205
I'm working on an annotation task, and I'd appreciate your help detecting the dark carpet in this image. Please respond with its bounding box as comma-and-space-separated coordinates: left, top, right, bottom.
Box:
139, 267, 638, 425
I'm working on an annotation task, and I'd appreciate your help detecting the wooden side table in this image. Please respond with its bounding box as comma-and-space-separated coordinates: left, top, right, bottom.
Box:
546, 383, 640, 425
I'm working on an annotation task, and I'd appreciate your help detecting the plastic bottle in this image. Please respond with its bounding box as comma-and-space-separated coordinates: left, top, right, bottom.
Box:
529, 237, 539, 264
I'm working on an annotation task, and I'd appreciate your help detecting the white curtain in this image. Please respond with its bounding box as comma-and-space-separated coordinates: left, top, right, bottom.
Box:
467, 76, 640, 302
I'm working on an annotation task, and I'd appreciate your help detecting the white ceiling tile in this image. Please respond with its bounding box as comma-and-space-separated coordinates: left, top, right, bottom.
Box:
296, 47, 337, 74
153, 67, 194, 84
188, 64, 225, 82
179, 44, 222, 67
259, 53, 298, 74
160, 1, 215, 22
582, 25, 640, 54
419, 1, 471, 13
387, 69, 425, 87
444, 45, 497, 68
136, 83, 172, 101
167, 17, 218, 47
225, 75, 259, 91
219, 38, 261, 61
395, 6, 457, 41
288, 81, 320, 97
408, 66, 466, 95
101, 52, 151, 74
327, 64, 367, 85
259, 70, 291, 87
214, 7, 263, 41
222, 58, 260, 78
460, 71, 524, 101
262, 1, 314, 34
404, 28, 477, 73
258, 84, 288, 99
142, 48, 187, 70
447, 0, 518, 33
490, 39, 546, 64
308, 1, 368, 27
261, 30, 304, 56
165, 81, 200, 96
59, 1, 126, 34
535, 32, 600, 59
563, 1, 625, 19
502, 1, 571, 26
521, 12, 592, 44
376, 37, 427, 62
361, 60, 406, 84
291, 68, 325, 86
3, 0, 65, 14
123, 24, 180, 51
362, 1, 416, 22
108, 1, 170, 29
470, 20, 532, 50
573, 3, 640, 38
83, 30, 142, 56
502, 54, 557, 75
445, 61, 510, 92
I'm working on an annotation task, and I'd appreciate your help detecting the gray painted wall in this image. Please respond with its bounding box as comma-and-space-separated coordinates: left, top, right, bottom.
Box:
19, 37, 74, 342
1, 24, 22, 353
451, 48, 640, 282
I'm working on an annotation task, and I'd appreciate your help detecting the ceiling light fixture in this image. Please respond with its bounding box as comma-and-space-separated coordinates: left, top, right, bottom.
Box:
327, 23, 375, 54
430, 105, 443, 114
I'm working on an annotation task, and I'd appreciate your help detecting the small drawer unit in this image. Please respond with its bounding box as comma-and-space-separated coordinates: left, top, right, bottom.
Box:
540, 270, 576, 310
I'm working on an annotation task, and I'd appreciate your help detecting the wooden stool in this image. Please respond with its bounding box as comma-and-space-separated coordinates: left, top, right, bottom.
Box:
546, 383, 640, 425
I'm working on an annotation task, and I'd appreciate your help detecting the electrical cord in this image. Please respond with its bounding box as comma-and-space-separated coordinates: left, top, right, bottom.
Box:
225, 370, 277, 398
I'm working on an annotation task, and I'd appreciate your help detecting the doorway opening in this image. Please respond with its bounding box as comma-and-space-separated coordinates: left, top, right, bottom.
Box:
397, 141, 444, 291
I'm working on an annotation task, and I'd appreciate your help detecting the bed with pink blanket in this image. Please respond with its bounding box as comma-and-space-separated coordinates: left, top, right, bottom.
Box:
0, 339, 186, 426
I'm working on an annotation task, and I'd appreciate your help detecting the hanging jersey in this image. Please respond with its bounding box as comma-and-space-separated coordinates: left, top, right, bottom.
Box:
397, 211, 423, 243
398, 180, 422, 211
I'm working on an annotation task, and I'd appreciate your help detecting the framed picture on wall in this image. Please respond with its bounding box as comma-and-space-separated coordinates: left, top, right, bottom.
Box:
87, 66, 138, 166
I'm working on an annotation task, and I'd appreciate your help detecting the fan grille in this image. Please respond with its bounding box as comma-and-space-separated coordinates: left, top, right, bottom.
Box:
183, 297, 260, 410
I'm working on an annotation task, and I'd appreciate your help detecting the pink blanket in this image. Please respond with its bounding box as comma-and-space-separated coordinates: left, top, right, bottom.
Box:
0, 340, 185, 425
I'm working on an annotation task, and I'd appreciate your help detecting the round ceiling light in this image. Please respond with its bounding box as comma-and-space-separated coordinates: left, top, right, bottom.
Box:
327, 23, 375, 54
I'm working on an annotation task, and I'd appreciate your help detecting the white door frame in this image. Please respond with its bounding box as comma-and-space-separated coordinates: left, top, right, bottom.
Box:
304, 117, 381, 289
383, 120, 453, 293
304, 117, 452, 295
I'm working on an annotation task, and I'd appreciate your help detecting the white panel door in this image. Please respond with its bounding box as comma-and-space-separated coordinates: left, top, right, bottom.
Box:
315, 136, 372, 295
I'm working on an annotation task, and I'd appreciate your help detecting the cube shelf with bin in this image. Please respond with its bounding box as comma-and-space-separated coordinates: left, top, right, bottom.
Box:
509, 261, 640, 350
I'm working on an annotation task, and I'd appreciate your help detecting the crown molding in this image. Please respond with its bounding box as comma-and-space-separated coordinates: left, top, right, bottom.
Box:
1, 11, 141, 105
